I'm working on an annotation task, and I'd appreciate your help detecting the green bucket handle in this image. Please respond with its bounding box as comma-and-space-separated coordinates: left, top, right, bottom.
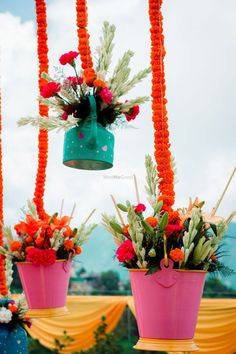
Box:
86, 95, 98, 149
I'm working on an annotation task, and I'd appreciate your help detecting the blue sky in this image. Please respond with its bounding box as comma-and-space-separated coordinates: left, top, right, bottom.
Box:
0, 0, 36, 21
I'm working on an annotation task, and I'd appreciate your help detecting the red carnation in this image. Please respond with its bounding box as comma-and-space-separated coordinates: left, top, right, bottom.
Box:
134, 203, 146, 213
116, 240, 136, 263
124, 105, 140, 121
26, 248, 56, 266
40, 82, 61, 98
67, 76, 83, 85
166, 223, 182, 235
59, 51, 79, 66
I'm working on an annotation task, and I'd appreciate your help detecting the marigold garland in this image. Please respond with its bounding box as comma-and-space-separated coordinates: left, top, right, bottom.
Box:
0, 92, 8, 296
34, 0, 49, 218
76, 0, 96, 85
148, 0, 175, 211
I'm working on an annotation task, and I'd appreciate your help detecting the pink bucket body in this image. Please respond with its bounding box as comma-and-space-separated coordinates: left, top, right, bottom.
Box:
17, 260, 72, 309
129, 262, 206, 340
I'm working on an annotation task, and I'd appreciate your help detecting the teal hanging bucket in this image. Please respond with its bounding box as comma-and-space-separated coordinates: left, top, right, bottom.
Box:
0, 324, 28, 354
63, 96, 114, 170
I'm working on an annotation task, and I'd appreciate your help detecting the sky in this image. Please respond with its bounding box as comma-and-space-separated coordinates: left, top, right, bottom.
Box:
0, 0, 235, 232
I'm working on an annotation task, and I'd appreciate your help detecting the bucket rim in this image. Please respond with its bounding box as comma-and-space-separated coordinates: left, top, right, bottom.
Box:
15, 259, 71, 265
128, 268, 207, 274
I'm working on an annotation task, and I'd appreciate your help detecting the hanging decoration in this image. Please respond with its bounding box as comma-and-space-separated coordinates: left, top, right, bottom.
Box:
0, 92, 8, 297
149, 0, 175, 211
33, 0, 49, 218
18, 6, 151, 170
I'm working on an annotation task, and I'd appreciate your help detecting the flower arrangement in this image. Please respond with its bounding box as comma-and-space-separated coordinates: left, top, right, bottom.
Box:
0, 201, 96, 266
18, 22, 151, 131
102, 156, 235, 274
0, 296, 31, 329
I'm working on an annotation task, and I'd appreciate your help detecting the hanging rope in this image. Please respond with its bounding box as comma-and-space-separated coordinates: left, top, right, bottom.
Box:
0, 91, 8, 296
33, 0, 49, 218
148, 0, 175, 211
76, 0, 96, 86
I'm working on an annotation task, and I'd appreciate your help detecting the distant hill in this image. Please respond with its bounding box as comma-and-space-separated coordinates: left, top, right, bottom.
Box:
75, 223, 236, 287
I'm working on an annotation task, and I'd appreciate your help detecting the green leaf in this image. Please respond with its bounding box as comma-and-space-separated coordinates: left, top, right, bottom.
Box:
159, 212, 169, 231
141, 220, 154, 236
109, 221, 123, 234
209, 223, 217, 236
117, 203, 128, 212
153, 201, 163, 215
145, 265, 160, 275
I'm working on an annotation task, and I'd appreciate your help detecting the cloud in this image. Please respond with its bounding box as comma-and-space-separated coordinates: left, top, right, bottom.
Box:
0, 0, 235, 230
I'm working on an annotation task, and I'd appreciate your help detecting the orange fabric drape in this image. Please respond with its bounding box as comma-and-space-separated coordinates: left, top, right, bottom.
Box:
27, 296, 236, 354
33, 0, 49, 218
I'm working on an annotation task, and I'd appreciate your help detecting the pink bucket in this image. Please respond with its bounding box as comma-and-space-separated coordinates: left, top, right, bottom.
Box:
129, 260, 206, 351
17, 260, 72, 317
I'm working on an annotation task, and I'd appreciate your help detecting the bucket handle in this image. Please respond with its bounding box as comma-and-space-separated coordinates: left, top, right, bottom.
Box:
86, 95, 98, 149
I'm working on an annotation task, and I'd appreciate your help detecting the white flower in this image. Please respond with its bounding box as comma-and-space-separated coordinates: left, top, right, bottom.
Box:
0, 307, 13, 323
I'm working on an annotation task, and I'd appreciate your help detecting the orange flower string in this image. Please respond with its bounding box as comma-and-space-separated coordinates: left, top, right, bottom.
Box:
0, 92, 8, 295
76, 0, 96, 85
33, 0, 49, 219
148, 0, 175, 211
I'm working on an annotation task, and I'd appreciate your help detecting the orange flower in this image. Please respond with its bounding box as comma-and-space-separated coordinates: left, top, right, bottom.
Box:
75, 246, 82, 255
10, 240, 22, 252
122, 224, 130, 236
93, 79, 106, 88
148, 0, 175, 211
64, 239, 74, 250
210, 254, 217, 262
145, 217, 158, 228
15, 214, 42, 237
8, 304, 18, 314
169, 248, 184, 262
50, 216, 71, 231
63, 226, 73, 237
33, 0, 50, 219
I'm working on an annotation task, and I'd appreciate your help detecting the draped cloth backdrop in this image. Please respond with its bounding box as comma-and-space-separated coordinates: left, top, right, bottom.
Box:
27, 296, 236, 354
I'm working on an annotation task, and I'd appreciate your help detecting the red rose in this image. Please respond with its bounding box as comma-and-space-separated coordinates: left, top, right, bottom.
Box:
124, 105, 140, 121
134, 203, 146, 213
116, 240, 136, 263
40, 82, 61, 98
59, 51, 79, 65
26, 248, 56, 266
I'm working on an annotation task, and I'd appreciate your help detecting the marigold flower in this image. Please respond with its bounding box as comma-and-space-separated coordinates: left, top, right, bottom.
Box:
93, 79, 106, 88
169, 248, 184, 262
134, 203, 146, 214
64, 239, 74, 250
75, 246, 82, 255
210, 254, 217, 262
145, 216, 158, 228
116, 240, 136, 263
40, 82, 61, 99
8, 304, 18, 314
9, 240, 22, 252
59, 51, 79, 65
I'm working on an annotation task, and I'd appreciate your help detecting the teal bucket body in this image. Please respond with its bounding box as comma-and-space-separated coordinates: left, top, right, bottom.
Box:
0, 324, 28, 354
63, 95, 114, 170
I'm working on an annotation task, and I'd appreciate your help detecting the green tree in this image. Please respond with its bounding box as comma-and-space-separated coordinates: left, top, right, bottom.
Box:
98, 270, 120, 292
203, 278, 236, 298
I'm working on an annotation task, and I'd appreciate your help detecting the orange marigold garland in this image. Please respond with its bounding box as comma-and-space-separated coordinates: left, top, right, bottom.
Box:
148, 0, 175, 211
0, 92, 8, 295
76, 0, 96, 85
34, 0, 49, 218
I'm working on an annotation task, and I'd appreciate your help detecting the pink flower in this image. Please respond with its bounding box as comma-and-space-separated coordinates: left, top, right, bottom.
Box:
67, 76, 84, 86
99, 87, 113, 105
124, 105, 140, 121
59, 51, 79, 65
116, 240, 136, 263
134, 203, 146, 213
26, 248, 57, 266
40, 82, 61, 98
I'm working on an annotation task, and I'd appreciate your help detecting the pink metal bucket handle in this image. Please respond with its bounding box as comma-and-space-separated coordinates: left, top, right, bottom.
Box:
154, 259, 179, 288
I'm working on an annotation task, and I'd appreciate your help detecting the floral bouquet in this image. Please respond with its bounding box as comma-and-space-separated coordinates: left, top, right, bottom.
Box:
102, 156, 235, 274
0, 296, 31, 329
18, 22, 150, 132
0, 201, 96, 265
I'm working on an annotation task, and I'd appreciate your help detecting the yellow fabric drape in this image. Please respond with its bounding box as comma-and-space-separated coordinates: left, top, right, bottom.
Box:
27, 296, 236, 354
27, 296, 127, 353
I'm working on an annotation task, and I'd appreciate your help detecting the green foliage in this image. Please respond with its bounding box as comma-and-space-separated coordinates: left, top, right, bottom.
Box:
203, 278, 236, 298
100, 270, 120, 292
